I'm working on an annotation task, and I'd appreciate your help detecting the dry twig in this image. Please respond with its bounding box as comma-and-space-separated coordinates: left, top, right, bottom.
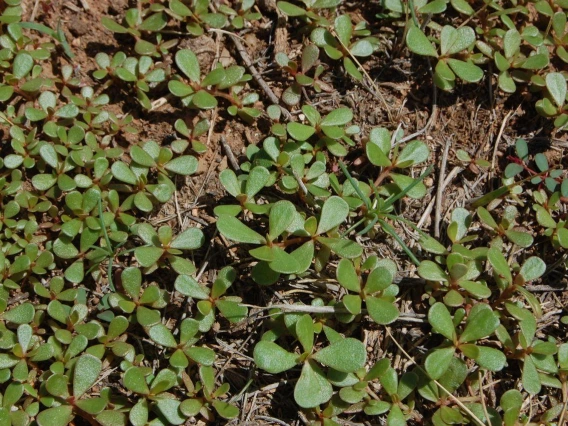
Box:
78, 0, 90, 11
149, 95, 172, 111
417, 166, 462, 229
225, 33, 292, 121
30, 0, 40, 21
242, 303, 425, 323
490, 110, 513, 175
435, 138, 452, 238
255, 415, 291, 426
220, 135, 241, 173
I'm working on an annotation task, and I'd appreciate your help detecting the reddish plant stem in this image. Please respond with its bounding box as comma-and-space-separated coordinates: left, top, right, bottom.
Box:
274, 236, 312, 249
374, 166, 393, 187
507, 155, 538, 176
207, 89, 242, 108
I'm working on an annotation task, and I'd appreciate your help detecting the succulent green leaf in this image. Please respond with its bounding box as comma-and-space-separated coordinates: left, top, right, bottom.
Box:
175, 275, 209, 299
216, 300, 248, 323
40, 144, 59, 168
396, 140, 430, 168
101, 17, 128, 33
334, 15, 352, 46
111, 162, 137, 185
148, 324, 177, 348
366, 266, 394, 293
428, 302, 456, 341
220, 169, 241, 197
488, 248, 512, 284
312, 338, 366, 372
501, 388, 523, 412
296, 314, 314, 353
36, 406, 73, 426
180, 399, 202, 417
459, 280, 491, 299
246, 166, 270, 197
519, 257, 546, 283
407, 26, 438, 57
521, 53, 549, 70
425, 346, 455, 379
155, 399, 185, 425
440, 25, 475, 55
13, 52, 34, 79
321, 108, 353, 127
473, 346, 507, 372
171, 227, 204, 250
522, 355, 541, 394
350, 39, 375, 57
115, 67, 136, 82
278, 1, 307, 15
96, 410, 127, 425
123, 367, 150, 395
503, 29, 521, 59
317, 196, 349, 235
287, 122, 316, 141
447, 59, 483, 83
342, 294, 362, 315
336, 259, 361, 292
366, 297, 399, 325
184, 346, 215, 365
212, 401, 239, 419
253, 341, 297, 373
269, 247, 301, 274
546, 72, 567, 108
129, 399, 149, 426
135, 246, 164, 267
175, 49, 201, 82
48, 373, 70, 398
269, 201, 296, 241
318, 237, 363, 258
4, 303, 34, 324
389, 173, 427, 199
192, 90, 217, 109
418, 260, 448, 282
73, 354, 102, 399
367, 141, 392, 167
450, 0, 474, 13
477, 206, 498, 229
364, 400, 391, 415
32, 174, 57, 191
217, 215, 266, 244
165, 156, 198, 175
387, 404, 406, 426
532, 341, 558, 355
344, 56, 363, 80
459, 304, 499, 343
294, 360, 333, 408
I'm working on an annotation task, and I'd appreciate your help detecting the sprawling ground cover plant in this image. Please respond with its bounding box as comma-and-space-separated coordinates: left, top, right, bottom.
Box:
0, 0, 567, 425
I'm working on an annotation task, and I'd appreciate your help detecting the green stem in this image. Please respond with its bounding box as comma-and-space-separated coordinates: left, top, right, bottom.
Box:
338, 161, 371, 209
340, 216, 367, 237
407, 0, 420, 27
378, 218, 420, 266
383, 164, 434, 210
98, 195, 116, 292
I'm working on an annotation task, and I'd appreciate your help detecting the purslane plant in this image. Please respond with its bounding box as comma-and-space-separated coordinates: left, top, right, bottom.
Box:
0, 1, 567, 425
335, 257, 400, 325
406, 24, 483, 91
216, 197, 363, 284
169, 49, 261, 121
254, 314, 367, 408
